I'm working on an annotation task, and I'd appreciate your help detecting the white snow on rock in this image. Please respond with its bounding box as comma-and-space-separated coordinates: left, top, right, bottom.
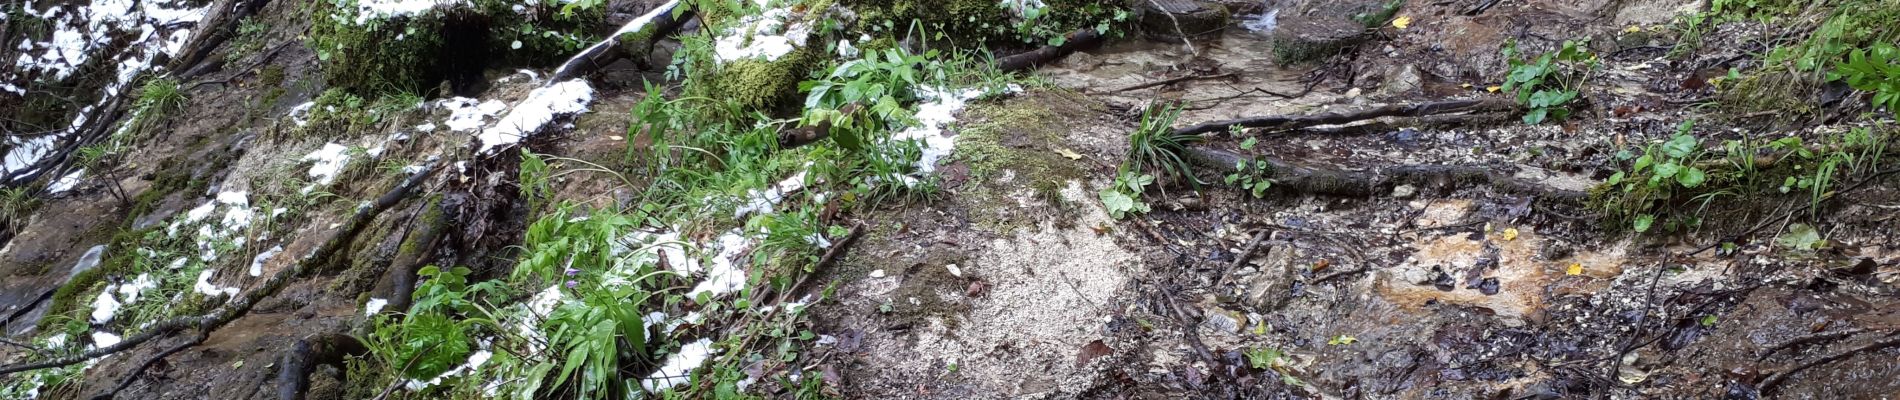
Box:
5, 0, 211, 176
302, 143, 354, 186
733, 170, 809, 218
349, 0, 468, 25
89, 288, 122, 324
289, 101, 316, 127
477, 79, 594, 154
642, 338, 715, 392
364, 297, 389, 316
69, 245, 107, 279
712, 1, 810, 63
91, 331, 123, 348
48, 169, 86, 193
194, 269, 239, 298
439, 97, 507, 132
248, 245, 283, 277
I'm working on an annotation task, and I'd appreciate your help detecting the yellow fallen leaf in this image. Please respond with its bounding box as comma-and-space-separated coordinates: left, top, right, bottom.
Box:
1485, 86, 1502, 93
1499, 228, 1519, 241
1391, 16, 1412, 29
1459, 83, 1473, 88
1624, 25, 1642, 33
1056, 148, 1083, 160
1566, 263, 1583, 276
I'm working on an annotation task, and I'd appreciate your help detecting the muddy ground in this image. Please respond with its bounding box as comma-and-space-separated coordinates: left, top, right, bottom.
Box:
3, 0, 1899, 399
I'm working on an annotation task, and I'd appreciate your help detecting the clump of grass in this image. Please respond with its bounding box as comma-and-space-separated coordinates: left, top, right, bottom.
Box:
124, 77, 187, 143
1125, 103, 1200, 188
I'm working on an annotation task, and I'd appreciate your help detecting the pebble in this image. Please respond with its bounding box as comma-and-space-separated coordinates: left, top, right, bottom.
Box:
869, 269, 886, 278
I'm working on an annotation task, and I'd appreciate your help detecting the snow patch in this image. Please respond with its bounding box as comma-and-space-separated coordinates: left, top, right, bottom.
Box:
248, 245, 284, 277
477, 80, 593, 154
301, 143, 353, 186
48, 169, 86, 193
642, 338, 715, 392
365, 297, 389, 316
712, 3, 810, 63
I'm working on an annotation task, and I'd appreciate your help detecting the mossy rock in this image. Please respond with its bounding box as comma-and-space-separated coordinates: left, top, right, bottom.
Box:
1268, 0, 1397, 65
712, 49, 821, 112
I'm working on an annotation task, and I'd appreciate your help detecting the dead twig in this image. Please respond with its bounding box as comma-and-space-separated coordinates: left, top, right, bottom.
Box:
1215, 229, 1270, 289
1181, 147, 1588, 202
998, 29, 1106, 72
1146, 0, 1199, 56
1757, 328, 1870, 361
772, 221, 867, 306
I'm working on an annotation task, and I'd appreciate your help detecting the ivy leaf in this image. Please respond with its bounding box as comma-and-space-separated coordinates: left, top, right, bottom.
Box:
1662, 134, 1699, 158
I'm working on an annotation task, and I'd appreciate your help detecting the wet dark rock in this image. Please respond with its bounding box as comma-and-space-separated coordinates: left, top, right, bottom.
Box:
1140, 0, 1232, 41
1475, 277, 1500, 296
1431, 268, 1456, 291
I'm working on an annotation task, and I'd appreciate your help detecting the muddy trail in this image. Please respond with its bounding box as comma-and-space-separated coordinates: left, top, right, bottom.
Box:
2, 0, 1899, 398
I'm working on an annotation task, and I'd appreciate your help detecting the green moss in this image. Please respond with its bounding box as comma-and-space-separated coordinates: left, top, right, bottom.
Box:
713, 49, 821, 112
843, 0, 1126, 48
947, 92, 1088, 232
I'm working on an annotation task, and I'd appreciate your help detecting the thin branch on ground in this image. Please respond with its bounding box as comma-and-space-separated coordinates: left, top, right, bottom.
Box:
1215, 229, 1270, 289
1172, 98, 1518, 136
1758, 332, 1900, 394
1111, 72, 1237, 93
92, 331, 208, 400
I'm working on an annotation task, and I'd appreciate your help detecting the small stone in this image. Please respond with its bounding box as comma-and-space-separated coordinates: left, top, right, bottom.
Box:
1391, 184, 1417, 199
946, 264, 962, 277
869, 269, 886, 278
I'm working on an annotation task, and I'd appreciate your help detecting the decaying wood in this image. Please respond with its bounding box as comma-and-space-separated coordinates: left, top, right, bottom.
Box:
546, 0, 693, 84
1171, 98, 1517, 136
1182, 146, 1588, 202
170, 0, 275, 81
0, 162, 439, 378
998, 29, 1106, 72
382, 199, 451, 315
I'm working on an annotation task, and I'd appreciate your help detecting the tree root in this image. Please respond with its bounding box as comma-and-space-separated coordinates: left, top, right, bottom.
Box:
381, 198, 451, 315
1758, 332, 1900, 395
0, 162, 439, 378
1181, 146, 1588, 202
547, 0, 693, 84
998, 29, 1106, 72
1171, 98, 1518, 136
1758, 328, 1868, 361
91, 331, 206, 399
276, 333, 369, 400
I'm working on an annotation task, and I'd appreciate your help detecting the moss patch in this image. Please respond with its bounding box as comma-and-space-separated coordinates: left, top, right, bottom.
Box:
948, 91, 1088, 232
712, 49, 822, 112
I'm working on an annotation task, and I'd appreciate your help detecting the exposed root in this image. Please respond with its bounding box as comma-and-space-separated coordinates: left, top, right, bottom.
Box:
91, 331, 207, 400
998, 29, 1107, 72
0, 162, 439, 377
276, 333, 369, 400
1181, 146, 1588, 202
1758, 328, 1869, 361
1758, 332, 1900, 395
1170, 98, 1517, 136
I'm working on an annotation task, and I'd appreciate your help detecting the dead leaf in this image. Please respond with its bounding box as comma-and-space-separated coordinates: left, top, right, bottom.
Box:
1391, 16, 1412, 29
1566, 263, 1583, 276
1057, 148, 1084, 160
1076, 340, 1113, 367
1485, 86, 1502, 93
1499, 228, 1519, 241
1311, 259, 1330, 272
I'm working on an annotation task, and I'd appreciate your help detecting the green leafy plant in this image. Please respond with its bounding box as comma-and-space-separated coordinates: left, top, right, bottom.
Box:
1098, 168, 1154, 219
1223, 138, 1273, 198
1126, 103, 1200, 187
1500, 40, 1597, 124
801, 47, 942, 151
1831, 43, 1900, 111
1603, 122, 1711, 232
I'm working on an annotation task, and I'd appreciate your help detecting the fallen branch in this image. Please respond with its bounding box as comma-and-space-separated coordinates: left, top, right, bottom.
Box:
546, 0, 693, 84
0, 162, 439, 377
1181, 146, 1588, 202
1171, 98, 1517, 136
998, 29, 1106, 72
770, 221, 866, 306
1214, 229, 1269, 289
